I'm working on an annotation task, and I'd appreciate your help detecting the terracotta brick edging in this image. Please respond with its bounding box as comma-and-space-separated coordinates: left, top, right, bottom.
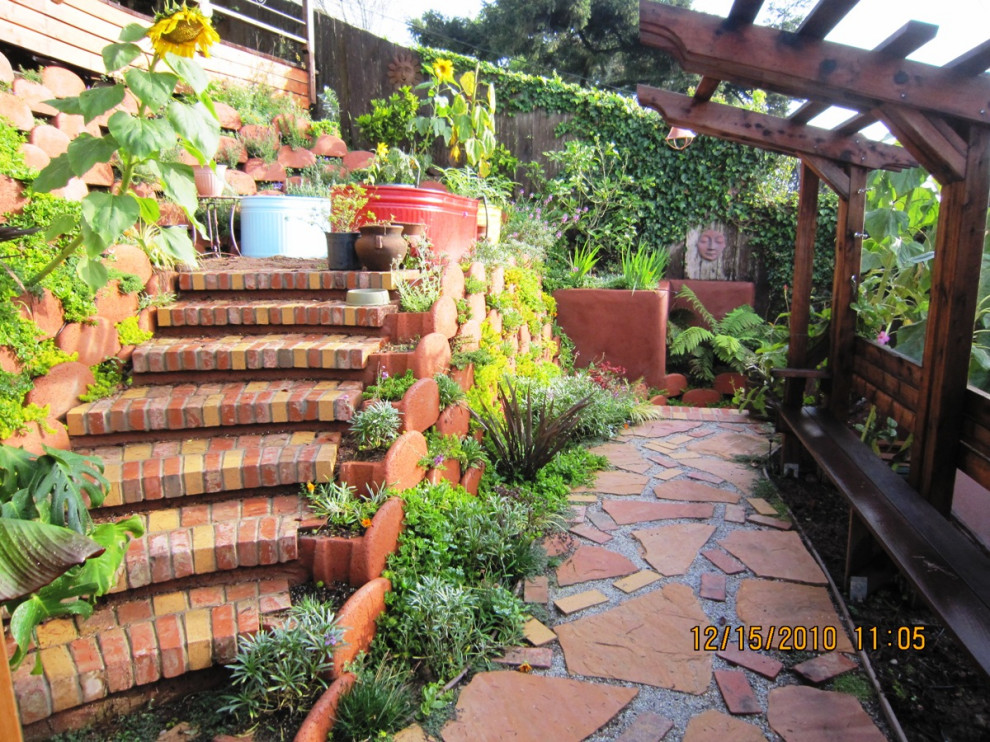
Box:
332, 577, 390, 676
293, 672, 356, 742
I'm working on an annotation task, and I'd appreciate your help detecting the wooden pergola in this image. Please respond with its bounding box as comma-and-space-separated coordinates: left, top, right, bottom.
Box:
637, 0, 990, 674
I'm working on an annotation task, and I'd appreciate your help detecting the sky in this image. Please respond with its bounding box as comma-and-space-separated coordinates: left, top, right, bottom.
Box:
334, 0, 987, 136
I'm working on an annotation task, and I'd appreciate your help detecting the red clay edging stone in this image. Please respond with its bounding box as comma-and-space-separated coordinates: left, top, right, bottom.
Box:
411, 332, 451, 379
397, 378, 440, 433
293, 671, 356, 742
441, 262, 465, 299
383, 430, 427, 490
681, 388, 722, 407
25, 362, 95, 420
350, 497, 404, 585
304, 536, 354, 585
435, 404, 470, 437
659, 373, 688, 397
332, 577, 390, 676
56, 318, 120, 367
15, 289, 64, 340
3, 418, 70, 454
460, 464, 484, 496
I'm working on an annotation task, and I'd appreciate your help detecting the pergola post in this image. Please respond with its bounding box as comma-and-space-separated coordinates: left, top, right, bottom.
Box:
784, 163, 820, 408
829, 166, 868, 419
909, 125, 990, 513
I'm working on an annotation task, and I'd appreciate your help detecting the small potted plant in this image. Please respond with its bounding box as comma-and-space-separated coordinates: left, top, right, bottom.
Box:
327, 184, 372, 271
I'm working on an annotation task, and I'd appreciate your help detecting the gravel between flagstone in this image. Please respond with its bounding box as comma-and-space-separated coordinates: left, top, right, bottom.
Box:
486, 417, 894, 742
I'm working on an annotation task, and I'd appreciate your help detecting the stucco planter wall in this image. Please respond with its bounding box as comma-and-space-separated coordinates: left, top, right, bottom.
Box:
668, 279, 756, 326
553, 284, 671, 389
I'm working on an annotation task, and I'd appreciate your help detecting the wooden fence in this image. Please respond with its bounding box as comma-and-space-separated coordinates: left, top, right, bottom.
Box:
0, 0, 309, 105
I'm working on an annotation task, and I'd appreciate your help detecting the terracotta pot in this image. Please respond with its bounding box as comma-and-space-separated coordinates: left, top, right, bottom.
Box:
394, 222, 427, 252
354, 223, 407, 271
326, 231, 361, 271
193, 164, 227, 197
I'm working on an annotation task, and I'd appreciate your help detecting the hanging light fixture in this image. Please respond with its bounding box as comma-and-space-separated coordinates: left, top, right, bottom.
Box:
665, 126, 696, 150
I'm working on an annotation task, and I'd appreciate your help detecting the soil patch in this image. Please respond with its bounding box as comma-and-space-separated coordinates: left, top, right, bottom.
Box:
771, 465, 990, 742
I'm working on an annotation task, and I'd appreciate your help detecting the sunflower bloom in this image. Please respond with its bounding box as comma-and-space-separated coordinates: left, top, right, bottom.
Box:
432, 59, 455, 84
147, 3, 220, 58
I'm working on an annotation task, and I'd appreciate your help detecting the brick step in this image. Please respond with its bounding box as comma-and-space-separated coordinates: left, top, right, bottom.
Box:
107, 498, 309, 593
131, 332, 385, 377
67, 380, 361, 439
176, 268, 416, 299
12, 577, 293, 725
76, 432, 337, 508
156, 298, 397, 335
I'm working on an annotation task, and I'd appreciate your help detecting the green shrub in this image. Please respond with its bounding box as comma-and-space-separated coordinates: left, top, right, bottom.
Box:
333, 658, 416, 741
301, 480, 390, 533
395, 269, 442, 313
434, 373, 465, 409
363, 368, 416, 401
116, 316, 152, 346
80, 359, 126, 403
221, 597, 343, 724
350, 400, 402, 452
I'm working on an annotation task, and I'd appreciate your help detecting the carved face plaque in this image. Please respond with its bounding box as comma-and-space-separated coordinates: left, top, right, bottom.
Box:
697, 229, 727, 261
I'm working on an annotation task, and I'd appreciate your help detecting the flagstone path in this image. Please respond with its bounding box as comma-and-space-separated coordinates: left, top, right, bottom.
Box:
404, 408, 893, 741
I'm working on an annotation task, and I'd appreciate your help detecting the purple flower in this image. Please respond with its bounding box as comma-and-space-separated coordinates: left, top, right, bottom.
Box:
432, 454, 444, 467
561, 216, 568, 223
876, 331, 890, 346
324, 635, 337, 646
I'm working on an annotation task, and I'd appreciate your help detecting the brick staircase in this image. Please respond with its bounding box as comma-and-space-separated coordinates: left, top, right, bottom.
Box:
12, 268, 406, 734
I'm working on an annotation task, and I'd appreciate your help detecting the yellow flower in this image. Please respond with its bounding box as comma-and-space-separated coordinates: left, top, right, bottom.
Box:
517, 662, 532, 673
361, 518, 373, 529
432, 59, 455, 84
376, 142, 389, 158
147, 3, 220, 58
450, 142, 461, 163
306, 481, 316, 493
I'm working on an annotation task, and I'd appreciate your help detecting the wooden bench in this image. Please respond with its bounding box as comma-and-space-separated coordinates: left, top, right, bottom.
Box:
777, 404, 990, 677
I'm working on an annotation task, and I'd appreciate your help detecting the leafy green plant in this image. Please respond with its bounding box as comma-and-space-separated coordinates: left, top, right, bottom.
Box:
618, 245, 669, 290
457, 435, 487, 470
333, 657, 416, 741
80, 359, 126, 402
569, 243, 601, 287
394, 268, 442, 312
434, 372, 466, 410
208, 79, 305, 127
360, 143, 423, 186
471, 376, 591, 481
221, 597, 343, 723
30, 9, 220, 289
116, 315, 153, 346
420, 433, 463, 471
328, 184, 371, 233
301, 480, 390, 533
356, 87, 419, 149
350, 400, 402, 452
668, 286, 769, 385
363, 369, 416, 401
463, 275, 486, 295
1, 444, 143, 669
238, 126, 279, 163
440, 166, 514, 209
413, 59, 497, 176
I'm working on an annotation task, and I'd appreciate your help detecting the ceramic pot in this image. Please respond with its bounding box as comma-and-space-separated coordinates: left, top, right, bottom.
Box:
326, 231, 361, 271
394, 222, 427, 253
355, 224, 407, 271
193, 165, 227, 197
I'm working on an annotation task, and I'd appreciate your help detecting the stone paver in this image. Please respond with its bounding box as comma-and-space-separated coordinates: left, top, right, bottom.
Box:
575, 470, 651, 496
792, 652, 858, 683
767, 686, 886, 741
441, 672, 637, 742
718, 530, 826, 585
683, 710, 768, 741
633, 523, 715, 575
613, 569, 661, 594
615, 712, 674, 741
654, 480, 739, 503
603, 500, 715, 524
735, 580, 853, 652
556, 545, 637, 586
458, 413, 880, 742
554, 590, 609, 615
555, 584, 712, 693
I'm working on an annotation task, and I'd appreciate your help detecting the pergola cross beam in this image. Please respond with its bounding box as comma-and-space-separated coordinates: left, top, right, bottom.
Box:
640, 0, 990, 127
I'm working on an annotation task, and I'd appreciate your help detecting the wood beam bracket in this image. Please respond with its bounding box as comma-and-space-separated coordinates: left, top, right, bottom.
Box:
878, 105, 967, 183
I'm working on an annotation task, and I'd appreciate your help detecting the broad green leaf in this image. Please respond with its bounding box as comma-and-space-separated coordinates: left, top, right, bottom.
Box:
464, 139, 483, 167
451, 95, 469, 116
156, 161, 199, 220
79, 85, 125, 124
157, 226, 199, 266
81, 192, 140, 245
66, 133, 118, 176
486, 83, 496, 112
119, 23, 148, 42
136, 196, 161, 224
77, 256, 109, 290
103, 43, 142, 73
31, 153, 74, 193
167, 100, 220, 164
7, 596, 47, 668
165, 52, 209, 95
124, 68, 179, 111
0, 519, 103, 601
459, 71, 476, 96
44, 97, 83, 116
71, 517, 143, 596
43, 213, 78, 241
107, 111, 176, 158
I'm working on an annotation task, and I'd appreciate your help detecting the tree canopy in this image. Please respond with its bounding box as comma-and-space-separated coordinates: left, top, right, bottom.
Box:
409, 0, 698, 93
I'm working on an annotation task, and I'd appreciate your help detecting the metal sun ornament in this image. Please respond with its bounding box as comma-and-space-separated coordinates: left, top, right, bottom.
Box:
665, 126, 697, 150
